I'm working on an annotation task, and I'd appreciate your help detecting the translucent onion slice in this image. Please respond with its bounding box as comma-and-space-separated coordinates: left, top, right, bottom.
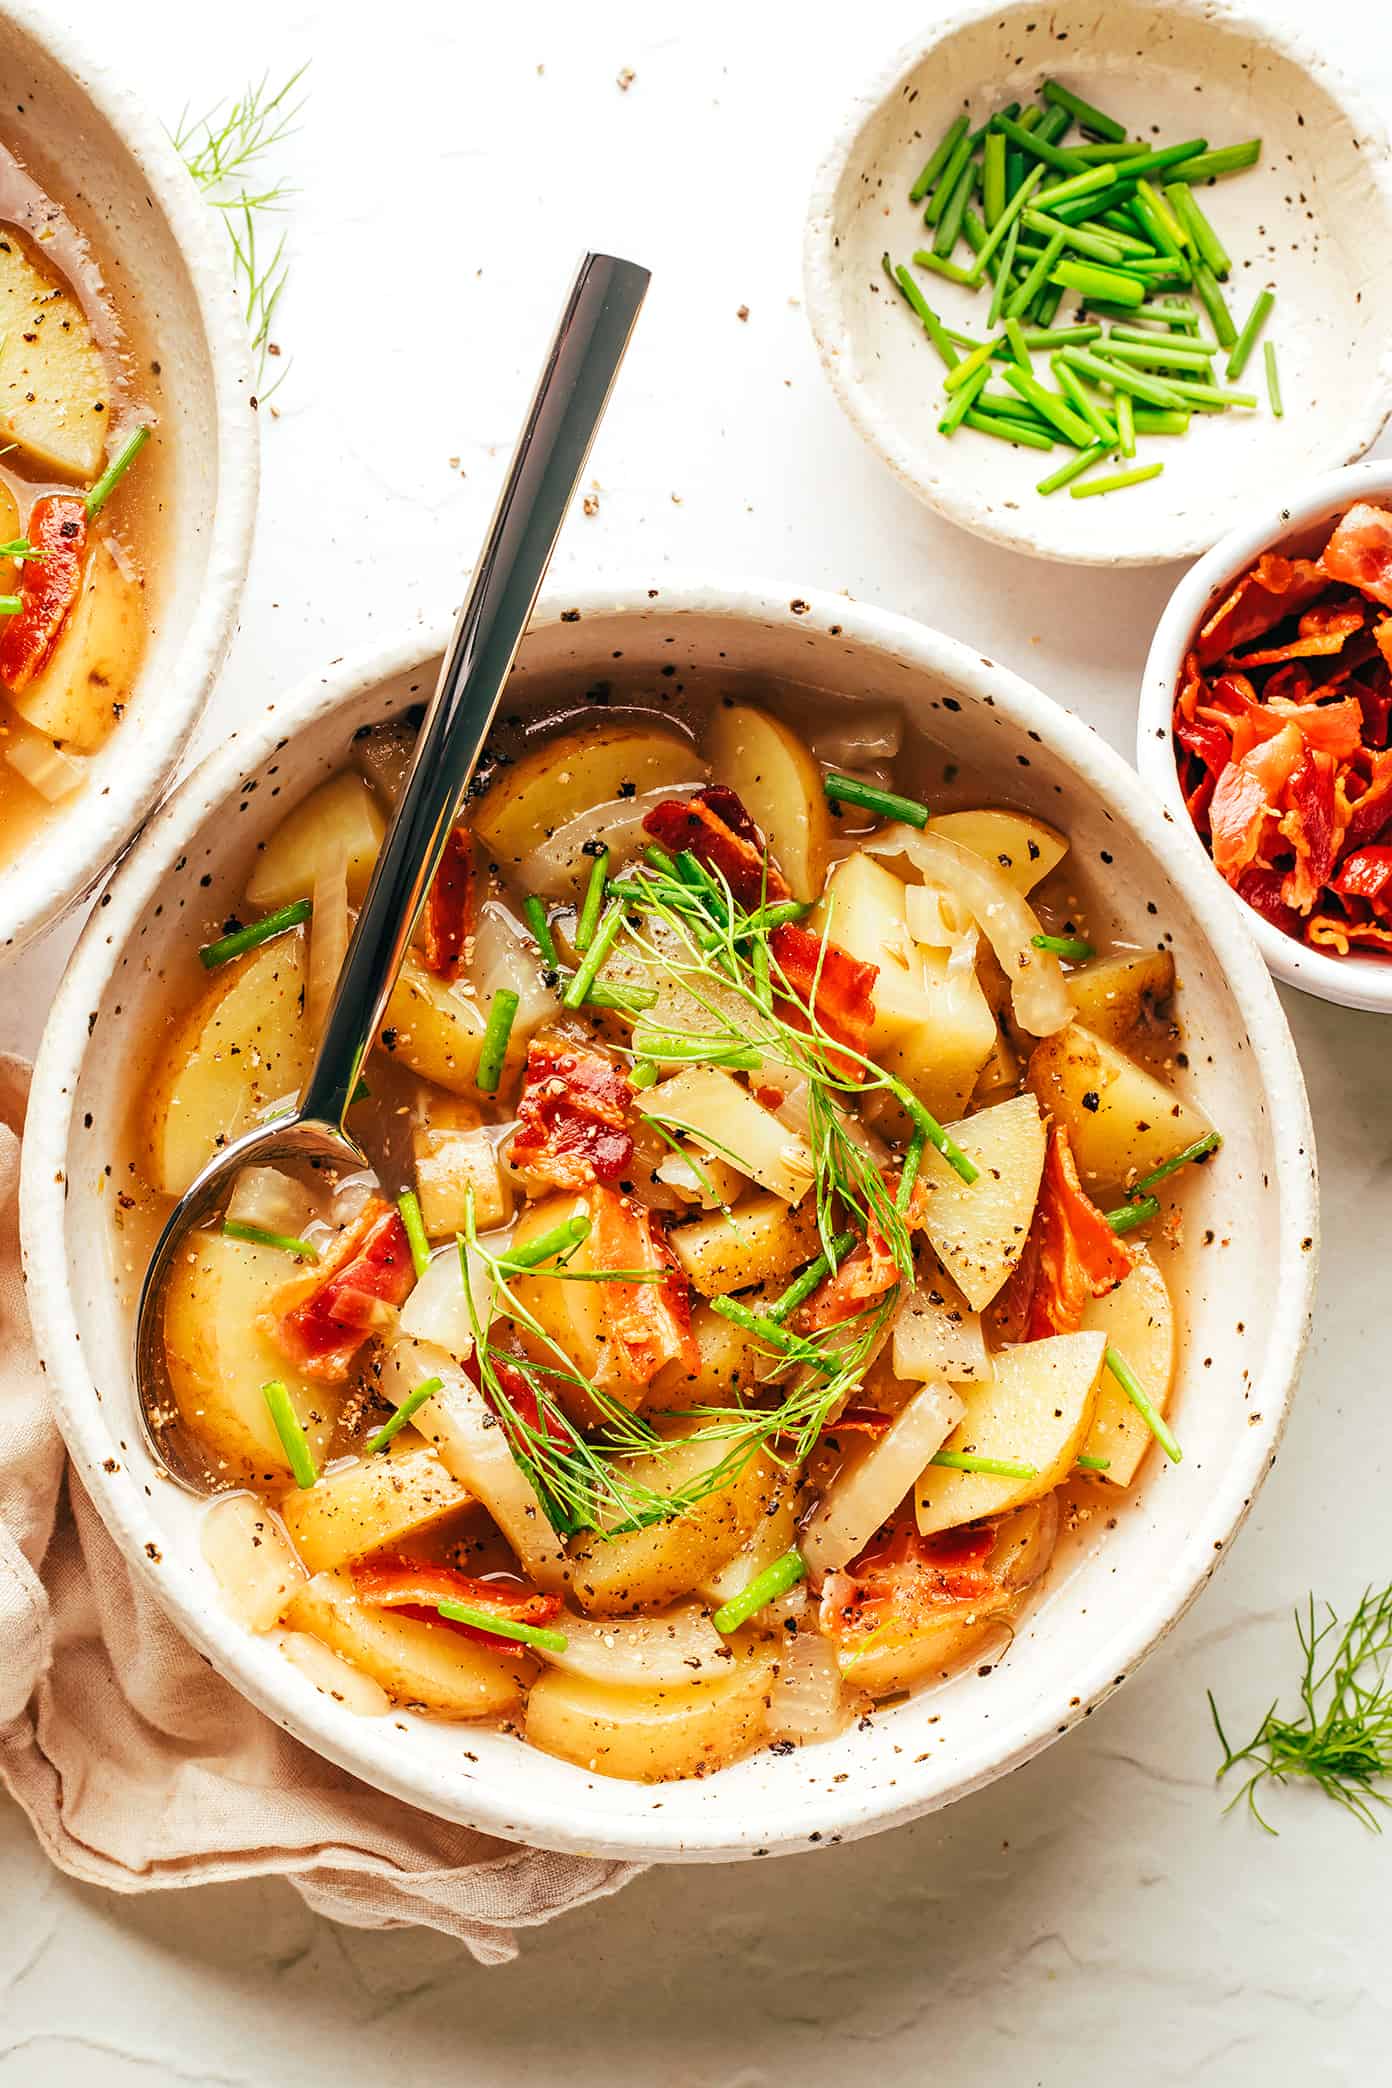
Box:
398, 1242, 497, 1361
307, 842, 350, 1037
866, 823, 1071, 1036
519, 786, 692, 900
225, 1164, 315, 1238
538, 1604, 727, 1685
802, 1379, 966, 1574
809, 708, 903, 768
6, 736, 85, 802
472, 898, 559, 1039
892, 1275, 992, 1385
768, 1627, 850, 1742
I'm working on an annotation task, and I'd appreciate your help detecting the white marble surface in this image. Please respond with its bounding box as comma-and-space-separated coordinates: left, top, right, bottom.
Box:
3, 0, 1391, 2078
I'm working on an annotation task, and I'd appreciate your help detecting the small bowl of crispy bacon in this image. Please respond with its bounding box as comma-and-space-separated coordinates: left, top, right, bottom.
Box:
1141, 460, 1392, 1011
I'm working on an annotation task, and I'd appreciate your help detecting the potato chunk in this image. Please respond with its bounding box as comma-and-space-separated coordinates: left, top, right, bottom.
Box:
473, 721, 701, 870
1079, 1245, 1176, 1487
914, 1091, 1046, 1310
704, 702, 830, 901
414, 1122, 511, 1235
0, 229, 107, 480
914, 1330, 1106, 1534
379, 952, 488, 1094
246, 772, 385, 910
1065, 948, 1175, 1045
526, 1645, 775, 1781
667, 1192, 821, 1297
279, 1446, 470, 1574
1026, 1021, 1213, 1197
284, 1569, 527, 1719
144, 935, 311, 1196
925, 808, 1066, 894
8, 543, 141, 750
644, 1066, 813, 1204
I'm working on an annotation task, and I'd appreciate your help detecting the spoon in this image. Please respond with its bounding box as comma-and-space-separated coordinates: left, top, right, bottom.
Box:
135, 251, 651, 1492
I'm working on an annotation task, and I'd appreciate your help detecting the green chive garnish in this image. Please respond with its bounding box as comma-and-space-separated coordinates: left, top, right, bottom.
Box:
713, 1549, 808, 1634
923, 128, 974, 227
1006, 226, 1068, 320
1226, 288, 1274, 381
709, 1293, 835, 1370
910, 113, 969, 204
1106, 1346, 1181, 1463
896, 1128, 927, 1216
1192, 259, 1236, 346
85, 425, 150, 518
999, 365, 1095, 447
366, 1374, 444, 1454
199, 898, 311, 969
574, 847, 609, 953
823, 773, 929, 828
963, 164, 1045, 287
1076, 1453, 1112, 1472
930, 1449, 1039, 1480
1032, 163, 1118, 213
989, 112, 1086, 176
644, 842, 678, 876
965, 407, 1055, 450
1069, 462, 1164, 499
0, 595, 21, 616
262, 1379, 317, 1489
1062, 357, 1183, 410
1031, 932, 1094, 959
1134, 1131, 1222, 1194
1173, 140, 1261, 183
436, 1600, 569, 1654
1164, 181, 1231, 279
1105, 1194, 1161, 1236
886, 1079, 979, 1187
1112, 138, 1209, 183
890, 264, 962, 369
397, 1189, 431, 1279
475, 988, 520, 1092
523, 894, 559, 970
630, 1059, 658, 1089
939, 360, 993, 437
1265, 340, 1283, 418
1116, 390, 1136, 458
222, 1219, 319, 1261
633, 1032, 763, 1069
504, 1213, 592, 1270
1051, 257, 1145, 307
767, 1230, 858, 1325
562, 902, 623, 1011
1041, 78, 1127, 143
943, 333, 1004, 394
1037, 441, 1112, 497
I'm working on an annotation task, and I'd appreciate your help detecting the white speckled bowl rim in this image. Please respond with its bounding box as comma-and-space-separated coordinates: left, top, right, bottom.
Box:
1140, 456, 1392, 1013
21, 582, 1318, 1862
802, 0, 1392, 568
0, 0, 258, 960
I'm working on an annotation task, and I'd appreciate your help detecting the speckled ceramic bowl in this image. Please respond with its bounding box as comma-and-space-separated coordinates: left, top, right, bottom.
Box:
0, 0, 258, 960
21, 584, 1317, 1862
1140, 457, 1392, 1013
803, 0, 1392, 566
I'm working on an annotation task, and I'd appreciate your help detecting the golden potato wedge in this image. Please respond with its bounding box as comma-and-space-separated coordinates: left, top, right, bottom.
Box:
280, 1446, 471, 1575
644, 1066, 813, 1204
526, 1644, 776, 1780
414, 1122, 512, 1236
164, 1232, 339, 1484
1026, 1021, 1213, 1197
379, 952, 489, 1094
704, 702, 830, 902
473, 721, 702, 871
925, 808, 1067, 894
567, 1426, 780, 1616
201, 1492, 305, 1631
507, 1192, 652, 1419
245, 772, 386, 911
284, 1569, 527, 1720
876, 947, 998, 1127
1079, 1245, 1176, 1487
914, 1330, 1106, 1535
667, 1192, 821, 1297
1065, 948, 1176, 1045
0, 230, 107, 479
914, 1091, 1047, 1311
892, 1266, 992, 1385
647, 1300, 768, 1410
9, 543, 141, 750
697, 1490, 797, 1605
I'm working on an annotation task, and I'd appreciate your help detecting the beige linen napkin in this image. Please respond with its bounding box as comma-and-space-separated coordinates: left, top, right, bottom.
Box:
0, 1056, 642, 1961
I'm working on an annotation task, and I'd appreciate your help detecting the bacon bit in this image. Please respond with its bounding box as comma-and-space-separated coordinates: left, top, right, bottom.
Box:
508, 1034, 634, 1189
642, 785, 791, 908
353, 1555, 561, 1652
821, 1404, 893, 1438
419, 826, 476, 978
1024, 1126, 1134, 1341
1334, 845, 1392, 917
1197, 552, 1328, 666
1376, 621, 1392, 677
1235, 865, 1301, 937
1279, 749, 1340, 913
769, 921, 877, 1081
1343, 747, 1392, 852
1231, 598, 1366, 667
587, 1185, 698, 1390
820, 1514, 999, 1647
1323, 503, 1392, 611
0, 494, 87, 695
261, 1197, 414, 1382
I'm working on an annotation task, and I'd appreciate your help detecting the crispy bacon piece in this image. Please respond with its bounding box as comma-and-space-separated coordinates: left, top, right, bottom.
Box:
1229, 598, 1366, 668
587, 1185, 698, 1389
261, 1197, 414, 1382
1334, 845, 1392, 918
1235, 866, 1301, 937
642, 785, 791, 908
1323, 502, 1392, 611
1279, 749, 1340, 914
769, 921, 877, 1081
353, 1555, 562, 1652
1342, 747, 1392, 852
420, 826, 477, 978
1208, 724, 1301, 883
1024, 1126, 1134, 1342
796, 1227, 900, 1334
1196, 552, 1329, 666
0, 494, 87, 696
820, 1515, 999, 1648
508, 1035, 634, 1189
484, 1353, 577, 1446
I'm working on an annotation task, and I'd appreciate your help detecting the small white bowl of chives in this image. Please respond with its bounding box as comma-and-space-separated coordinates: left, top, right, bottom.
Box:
804, 0, 1392, 565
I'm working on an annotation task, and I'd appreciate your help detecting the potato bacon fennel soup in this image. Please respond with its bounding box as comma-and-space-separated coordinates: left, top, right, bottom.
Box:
140, 693, 1219, 1783
0, 142, 154, 852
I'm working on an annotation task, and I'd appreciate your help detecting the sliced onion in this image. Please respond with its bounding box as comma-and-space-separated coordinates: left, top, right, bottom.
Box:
226, 1164, 315, 1237
329, 1167, 379, 1230
809, 708, 903, 768
866, 824, 1071, 1036
768, 1627, 850, 1742
398, 1242, 496, 1360
307, 842, 350, 1036
377, 1336, 569, 1588
279, 1630, 391, 1716
992, 1492, 1060, 1592
520, 786, 699, 899
6, 737, 85, 802
472, 898, 559, 1039
538, 1604, 726, 1684
892, 1276, 992, 1385
802, 1379, 966, 1574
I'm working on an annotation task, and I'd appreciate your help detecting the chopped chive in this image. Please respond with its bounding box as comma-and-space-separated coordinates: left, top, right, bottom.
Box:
978, 387, 1057, 429
644, 843, 677, 875
1051, 257, 1145, 307
1226, 288, 1274, 380
1031, 932, 1094, 959
1000, 365, 1093, 447
886, 1080, 978, 1186
222, 1219, 319, 1261
990, 112, 1087, 175
933, 155, 978, 259
1173, 139, 1261, 182
1069, 461, 1164, 498
1165, 181, 1231, 279
397, 1190, 431, 1279
1054, 358, 1118, 444
582, 979, 658, 1012
1025, 323, 1101, 348
1034, 102, 1073, 148
960, 206, 992, 265
1024, 209, 1126, 267
1117, 391, 1135, 457
198, 898, 311, 969
436, 1600, 569, 1654
574, 846, 609, 953
1135, 178, 1187, 256
674, 849, 729, 922
963, 165, 1045, 287
1130, 408, 1190, 436
713, 1549, 808, 1635
523, 894, 558, 970
366, 1375, 444, 1454
1095, 210, 1160, 258
1006, 226, 1068, 320
709, 1292, 834, 1370
1193, 259, 1236, 346
563, 902, 624, 1012
1061, 348, 1185, 410
85, 425, 150, 517
930, 1449, 1038, 1479
1106, 1346, 1181, 1463
987, 214, 1022, 329
751, 932, 771, 1014
909, 112, 969, 204
891, 264, 961, 369
1265, 340, 1283, 418
982, 129, 1007, 228
0, 595, 20, 616
634, 1033, 763, 1070
1032, 163, 1117, 212
824, 772, 929, 828
262, 1379, 317, 1490
475, 988, 520, 1091
1031, 282, 1065, 329
1004, 317, 1033, 370
1108, 323, 1214, 351
1037, 440, 1112, 496
768, 1230, 859, 1326
630, 1059, 658, 1089
1105, 1194, 1161, 1235
923, 129, 974, 226
1070, 140, 1144, 163
911, 251, 979, 288
1076, 1453, 1112, 1472
964, 407, 1054, 451
1113, 139, 1209, 183
1041, 78, 1127, 143
1101, 339, 1221, 372
943, 333, 1003, 394
896, 1129, 927, 1216
970, 99, 1020, 149
1160, 375, 1257, 410
504, 1214, 592, 1270
1133, 1130, 1222, 1194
